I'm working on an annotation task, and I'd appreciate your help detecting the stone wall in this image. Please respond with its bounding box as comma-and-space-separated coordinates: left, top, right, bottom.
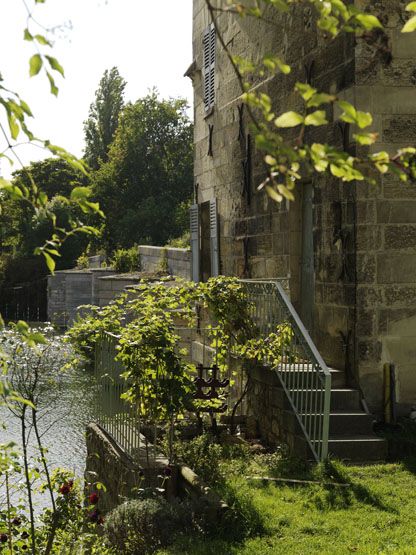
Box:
47, 269, 115, 326
85, 423, 144, 513
247, 365, 309, 458
191, 0, 416, 415
139, 245, 191, 279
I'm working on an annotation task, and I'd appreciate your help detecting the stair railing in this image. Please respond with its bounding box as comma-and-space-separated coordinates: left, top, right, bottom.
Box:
240, 280, 331, 461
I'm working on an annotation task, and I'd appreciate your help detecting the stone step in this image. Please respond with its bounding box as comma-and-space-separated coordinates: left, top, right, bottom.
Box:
278, 366, 346, 389
297, 412, 375, 436
329, 412, 375, 436
289, 388, 362, 412
328, 436, 388, 462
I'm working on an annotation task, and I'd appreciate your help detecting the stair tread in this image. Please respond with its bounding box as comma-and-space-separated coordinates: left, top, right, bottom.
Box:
291, 388, 358, 392
278, 367, 343, 373
329, 436, 386, 442
299, 412, 371, 416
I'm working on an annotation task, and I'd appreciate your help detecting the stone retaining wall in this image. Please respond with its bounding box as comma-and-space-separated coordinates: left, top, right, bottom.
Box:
139, 246, 191, 280
247, 365, 309, 458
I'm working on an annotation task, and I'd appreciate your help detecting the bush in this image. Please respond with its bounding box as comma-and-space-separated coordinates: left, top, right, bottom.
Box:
111, 246, 140, 273
165, 231, 190, 249
103, 497, 192, 554
76, 251, 89, 269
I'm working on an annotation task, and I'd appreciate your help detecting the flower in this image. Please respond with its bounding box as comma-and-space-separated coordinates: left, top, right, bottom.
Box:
12, 517, 21, 526
163, 466, 172, 477
59, 483, 71, 495
88, 492, 99, 505
0, 534, 8, 544
21, 531, 29, 540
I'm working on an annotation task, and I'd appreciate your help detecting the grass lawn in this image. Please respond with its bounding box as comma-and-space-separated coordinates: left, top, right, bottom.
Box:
158, 454, 416, 555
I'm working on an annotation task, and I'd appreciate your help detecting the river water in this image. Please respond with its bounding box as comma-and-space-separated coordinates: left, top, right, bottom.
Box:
0, 326, 97, 480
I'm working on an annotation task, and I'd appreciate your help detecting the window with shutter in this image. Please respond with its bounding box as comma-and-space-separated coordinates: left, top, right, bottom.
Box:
203, 23, 216, 113
190, 204, 200, 282
209, 198, 219, 277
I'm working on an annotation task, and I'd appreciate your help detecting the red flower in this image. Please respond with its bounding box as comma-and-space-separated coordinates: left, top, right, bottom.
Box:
89, 492, 99, 505
164, 466, 172, 477
59, 484, 70, 495
0, 534, 8, 543
59, 482, 72, 495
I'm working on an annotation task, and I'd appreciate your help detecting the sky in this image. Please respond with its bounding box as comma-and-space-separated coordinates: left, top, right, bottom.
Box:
0, 0, 193, 178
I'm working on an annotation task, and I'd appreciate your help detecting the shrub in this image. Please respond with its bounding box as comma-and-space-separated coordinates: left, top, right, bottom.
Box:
103, 497, 192, 554
111, 246, 140, 273
76, 251, 89, 269
165, 231, 190, 249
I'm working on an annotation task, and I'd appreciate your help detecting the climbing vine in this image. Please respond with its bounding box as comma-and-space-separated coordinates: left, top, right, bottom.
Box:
67, 277, 293, 431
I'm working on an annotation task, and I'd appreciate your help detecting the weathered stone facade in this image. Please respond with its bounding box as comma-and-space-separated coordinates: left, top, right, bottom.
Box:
191, 0, 416, 416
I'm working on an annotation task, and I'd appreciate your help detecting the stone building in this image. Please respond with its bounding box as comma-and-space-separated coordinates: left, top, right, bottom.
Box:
188, 0, 416, 430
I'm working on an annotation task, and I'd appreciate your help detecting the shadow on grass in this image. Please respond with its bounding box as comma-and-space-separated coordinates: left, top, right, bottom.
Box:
254, 456, 397, 513
313, 460, 397, 513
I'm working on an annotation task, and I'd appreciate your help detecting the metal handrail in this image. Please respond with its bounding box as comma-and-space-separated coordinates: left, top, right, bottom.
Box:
240, 280, 331, 461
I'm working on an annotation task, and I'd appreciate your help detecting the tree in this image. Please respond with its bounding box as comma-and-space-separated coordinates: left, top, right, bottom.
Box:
83, 67, 126, 170
1, 158, 91, 267
92, 92, 193, 251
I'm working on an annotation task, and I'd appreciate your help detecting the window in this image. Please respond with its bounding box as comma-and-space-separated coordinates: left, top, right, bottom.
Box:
203, 23, 216, 113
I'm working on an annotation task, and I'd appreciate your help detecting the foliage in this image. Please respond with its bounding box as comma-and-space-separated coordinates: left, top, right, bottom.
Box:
0, 158, 95, 279
91, 92, 193, 251
110, 246, 141, 273
104, 497, 193, 554
76, 250, 89, 269
0, 327, 113, 554
84, 67, 127, 170
66, 295, 127, 363
165, 231, 190, 250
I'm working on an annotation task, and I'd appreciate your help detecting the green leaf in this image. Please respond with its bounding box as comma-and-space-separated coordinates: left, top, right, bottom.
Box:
34, 34, 52, 46
70, 186, 92, 201
353, 132, 378, 145
265, 184, 283, 202
24, 28, 33, 41
46, 71, 59, 96
307, 93, 336, 108
8, 114, 19, 140
338, 100, 357, 120
274, 111, 304, 128
20, 99, 33, 117
356, 111, 373, 129
45, 55, 65, 77
295, 82, 317, 101
304, 110, 328, 126
43, 251, 56, 273
29, 54, 43, 77
269, 0, 289, 11
402, 14, 416, 32
355, 14, 382, 30
406, 2, 416, 11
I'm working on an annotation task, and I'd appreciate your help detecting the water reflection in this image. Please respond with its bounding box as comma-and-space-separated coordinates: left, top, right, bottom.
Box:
0, 327, 97, 479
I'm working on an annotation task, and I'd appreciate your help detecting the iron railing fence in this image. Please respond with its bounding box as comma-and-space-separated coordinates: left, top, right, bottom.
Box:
93, 279, 330, 462
94, 331, 143, 460
240, 280, 331, 461
93, 326, 247, 459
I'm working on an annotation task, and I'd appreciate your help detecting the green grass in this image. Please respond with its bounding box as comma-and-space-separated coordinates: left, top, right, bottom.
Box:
158, 456, 416, 555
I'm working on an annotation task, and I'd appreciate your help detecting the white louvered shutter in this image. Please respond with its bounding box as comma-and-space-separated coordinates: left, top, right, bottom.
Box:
209, 198, 219, 277
203, 23, 216, 112
190, 204, 200, 282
